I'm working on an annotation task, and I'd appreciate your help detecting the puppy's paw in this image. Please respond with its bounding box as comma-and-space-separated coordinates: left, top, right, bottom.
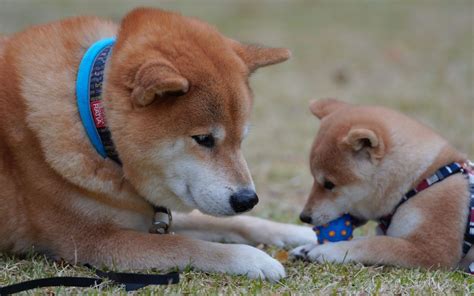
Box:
225, 244, 285, 281
289, 243, 318, 261
305, 243, 352, 264
241, 217, 317, 248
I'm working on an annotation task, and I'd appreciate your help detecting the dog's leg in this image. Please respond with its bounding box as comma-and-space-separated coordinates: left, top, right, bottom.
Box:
57, 227, 285, 281
290, 235, 459, 269
171, 210, 316, 247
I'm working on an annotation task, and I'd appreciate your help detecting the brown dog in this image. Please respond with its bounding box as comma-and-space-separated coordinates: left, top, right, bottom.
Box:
291, 99, 473, 271
0, 8, 315, 280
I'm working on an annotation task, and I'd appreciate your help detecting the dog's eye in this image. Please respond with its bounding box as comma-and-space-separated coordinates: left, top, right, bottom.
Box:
192, 134, 215, 148
323, 180, 335, 190
164, 89, 187, 97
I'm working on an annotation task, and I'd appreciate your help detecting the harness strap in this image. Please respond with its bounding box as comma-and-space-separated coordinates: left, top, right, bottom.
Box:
377, 161, 474, 272
378, 162, 463, 234
0, 265, 179, 295
462, 165, 474, 255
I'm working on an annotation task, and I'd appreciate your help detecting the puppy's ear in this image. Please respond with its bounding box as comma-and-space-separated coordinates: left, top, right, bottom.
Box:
130, 60, 189, 107
232, 41, 291, 73
341, 128, 385, 161
309, 98, 348, 119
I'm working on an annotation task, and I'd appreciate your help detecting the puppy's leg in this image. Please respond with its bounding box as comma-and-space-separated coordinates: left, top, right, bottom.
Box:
290, 236, 458, 269
172, 210, 316, 247
57, 227, 285, 281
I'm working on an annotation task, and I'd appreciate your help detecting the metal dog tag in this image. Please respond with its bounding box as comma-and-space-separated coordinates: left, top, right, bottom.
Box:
149, 208, 173, 234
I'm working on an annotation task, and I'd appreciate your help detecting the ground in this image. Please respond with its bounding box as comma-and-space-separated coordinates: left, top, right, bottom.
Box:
0, 0, 473, 294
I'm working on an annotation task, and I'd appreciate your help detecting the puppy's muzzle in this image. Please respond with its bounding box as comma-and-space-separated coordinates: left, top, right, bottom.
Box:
230, 189, 259, 213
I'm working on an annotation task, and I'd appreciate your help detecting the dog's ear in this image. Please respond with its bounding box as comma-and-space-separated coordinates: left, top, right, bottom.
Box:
232, 42, 291, 73
129, 60, 189, 107
341, 128, 385, 162
309, 98, 348, 119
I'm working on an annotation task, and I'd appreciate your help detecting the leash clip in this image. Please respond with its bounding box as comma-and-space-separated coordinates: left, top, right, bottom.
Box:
461, 160, 474, 175
466, 160, 474, 171
149, 207, 172, 235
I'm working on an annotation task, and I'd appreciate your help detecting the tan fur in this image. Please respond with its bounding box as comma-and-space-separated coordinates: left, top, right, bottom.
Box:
0, 8, 315, 280
0, 35, 7, 50
291, 98, 471, 270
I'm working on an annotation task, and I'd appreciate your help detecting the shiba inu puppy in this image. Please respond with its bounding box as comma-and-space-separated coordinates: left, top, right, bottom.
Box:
0, 8, 314, 280
291, 99, 473, 271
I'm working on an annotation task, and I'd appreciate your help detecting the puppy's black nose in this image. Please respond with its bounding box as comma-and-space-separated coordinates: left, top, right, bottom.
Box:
230, 189, 259, 213
299, 213, 313, 224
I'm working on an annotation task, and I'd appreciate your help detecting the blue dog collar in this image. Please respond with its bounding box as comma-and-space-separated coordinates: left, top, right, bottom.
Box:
76, 37, 121, 164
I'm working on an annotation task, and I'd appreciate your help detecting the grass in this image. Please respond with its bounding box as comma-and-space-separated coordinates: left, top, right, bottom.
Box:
2, 250, 473, 295
1, 0, 473, 294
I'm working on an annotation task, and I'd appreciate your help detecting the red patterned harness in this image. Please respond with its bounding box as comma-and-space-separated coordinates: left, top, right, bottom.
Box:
377, 162, 474, 273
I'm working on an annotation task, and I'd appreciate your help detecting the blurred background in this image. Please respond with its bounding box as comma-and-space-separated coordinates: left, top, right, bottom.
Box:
1, 0, 472, 222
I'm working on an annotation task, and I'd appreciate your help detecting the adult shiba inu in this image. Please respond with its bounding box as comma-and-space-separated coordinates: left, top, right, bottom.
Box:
291, 99, 473, 272
0, 8, 314, 280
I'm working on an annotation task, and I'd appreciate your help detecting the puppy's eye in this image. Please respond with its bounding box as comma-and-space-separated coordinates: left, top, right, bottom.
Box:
192, 134, 215, 148
323, 180, 335, 190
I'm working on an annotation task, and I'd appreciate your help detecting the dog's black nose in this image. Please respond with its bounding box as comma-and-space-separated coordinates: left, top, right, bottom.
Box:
230, 189, 259, 213
299, 213, 313, 224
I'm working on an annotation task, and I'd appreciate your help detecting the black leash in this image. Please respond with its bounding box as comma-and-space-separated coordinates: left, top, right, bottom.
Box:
1, 206, 179, 294
0, 264, 179, 295
1, 208, 178, 295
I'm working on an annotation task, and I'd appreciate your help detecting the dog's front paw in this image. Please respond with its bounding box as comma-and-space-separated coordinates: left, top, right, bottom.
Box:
289, 243, 318, 261
225, 244, 285, 281
269, 223, 317, 247
242, 218, 317, 248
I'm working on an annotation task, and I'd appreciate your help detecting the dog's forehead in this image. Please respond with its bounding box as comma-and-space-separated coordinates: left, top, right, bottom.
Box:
311, 126, 340, 165
310, 128, 358, 184
311, 153, 358, 185
123, 11, 255, 137
188, 80, 252, 134
219, 85, 252, 138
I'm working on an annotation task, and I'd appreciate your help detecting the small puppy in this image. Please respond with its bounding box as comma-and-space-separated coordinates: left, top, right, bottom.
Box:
291, 99, 473, 271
